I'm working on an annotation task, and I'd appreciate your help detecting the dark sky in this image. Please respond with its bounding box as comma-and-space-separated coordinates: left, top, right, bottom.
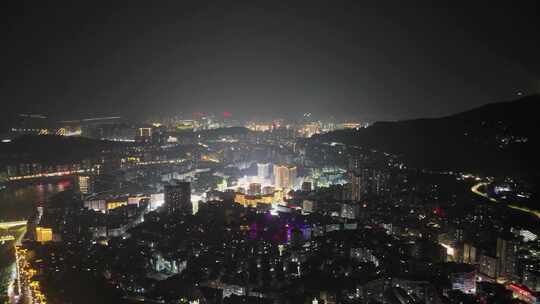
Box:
1, 1, 539, 121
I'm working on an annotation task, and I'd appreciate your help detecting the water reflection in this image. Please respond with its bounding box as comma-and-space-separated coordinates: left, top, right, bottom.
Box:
0, 179, 72, 221
0, 179, 72, 300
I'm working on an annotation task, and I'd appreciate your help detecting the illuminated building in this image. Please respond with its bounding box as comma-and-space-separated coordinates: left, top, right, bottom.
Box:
257, 163, 271, 179
298, 122, 321, 138
84, 198, 107, 213
246, 122, 272, 131
463, 243, 477, 264
150, 193, 165, 210
273, 189, 284, 202
222, 284, 247, 298
107, 200, 128, 211
341, 122, 362, 129
350, 172, 362, 202
201, 154, 220, 163
56, 125, 82, 136
234, 192, 246, 205
128, 195, 149, 207
35, 227, 53, 243
520, 230, 537, 242
497, 237, 518, 279
234, 192, 273, 208
273, 165, 297, 190
139, 127, 152, 137
350, 168, 389, 200
137, 127, 152, 143
450, 267, 477, 294
78, 175, 93, 195
248, 183, 261, 195
478, 254, 498, 278
165, 181, 192, 215
176, 120, 197, 130
217, 178, 227, 191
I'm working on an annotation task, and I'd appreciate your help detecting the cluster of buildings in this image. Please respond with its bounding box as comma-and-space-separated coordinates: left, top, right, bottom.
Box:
5, 115, 539, 304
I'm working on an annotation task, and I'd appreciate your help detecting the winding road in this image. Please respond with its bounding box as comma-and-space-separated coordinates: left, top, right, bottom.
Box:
470, 182, 540, 219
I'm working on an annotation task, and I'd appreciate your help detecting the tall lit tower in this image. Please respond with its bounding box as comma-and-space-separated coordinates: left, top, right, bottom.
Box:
257, 163, 271, 180
350, 172, 362, 202
273, 165, 297, 190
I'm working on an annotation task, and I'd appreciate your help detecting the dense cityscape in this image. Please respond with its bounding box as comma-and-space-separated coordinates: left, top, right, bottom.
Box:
0, 100, 538, 304
1, 2, 540, 304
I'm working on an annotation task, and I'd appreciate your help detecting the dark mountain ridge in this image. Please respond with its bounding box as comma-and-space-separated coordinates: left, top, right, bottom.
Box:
314, 94, 540, 177
0, 135, 125, 166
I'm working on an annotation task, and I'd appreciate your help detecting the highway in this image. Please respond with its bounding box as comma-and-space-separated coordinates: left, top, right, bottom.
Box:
0, 221, 28, 229
470, 182, 540, 219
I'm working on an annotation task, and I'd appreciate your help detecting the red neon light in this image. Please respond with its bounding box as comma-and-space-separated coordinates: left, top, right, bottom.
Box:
508, 284, 533, 297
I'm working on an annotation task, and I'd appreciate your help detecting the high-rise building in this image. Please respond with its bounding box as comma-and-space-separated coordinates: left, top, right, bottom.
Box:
349, 168, 389, 200
348, 150, 365, 172
273, 165, 297, 190
150, 193, 165, 210
479, 254, 498, 278
257, 163, 271, 180
496, 237, 518, 279
138, 127, 152, 137
165, 181, 191, 215
463, 243, 477, 264
350, 172, 362, 202
136, 127, 153, 143
78, 175, 94, 195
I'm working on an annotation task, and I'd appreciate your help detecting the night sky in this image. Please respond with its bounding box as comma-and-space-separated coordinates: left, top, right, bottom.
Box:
2, 1, 539, 121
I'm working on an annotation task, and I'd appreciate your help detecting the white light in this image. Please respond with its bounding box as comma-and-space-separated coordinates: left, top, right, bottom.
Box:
440, 243, 455, 256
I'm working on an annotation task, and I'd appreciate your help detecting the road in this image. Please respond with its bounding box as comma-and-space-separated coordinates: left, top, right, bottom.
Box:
470, 182, 540, 219
0, 221, 28, 229
5, 225, 27, 304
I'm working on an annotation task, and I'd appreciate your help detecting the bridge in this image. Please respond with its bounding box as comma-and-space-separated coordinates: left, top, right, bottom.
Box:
0, 220, 28, 229
6, 169, 92, 182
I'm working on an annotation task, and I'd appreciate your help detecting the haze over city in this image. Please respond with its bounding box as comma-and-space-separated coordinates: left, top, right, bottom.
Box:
2, 1, 539, 122
1, 2, 539, 304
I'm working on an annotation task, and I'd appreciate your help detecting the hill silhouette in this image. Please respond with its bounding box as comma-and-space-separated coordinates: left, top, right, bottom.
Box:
314, 95, 540, 177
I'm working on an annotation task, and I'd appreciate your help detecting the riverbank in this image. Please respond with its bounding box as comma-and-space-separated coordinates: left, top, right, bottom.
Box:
0, 225, 26, 304
0, 181, 65, 303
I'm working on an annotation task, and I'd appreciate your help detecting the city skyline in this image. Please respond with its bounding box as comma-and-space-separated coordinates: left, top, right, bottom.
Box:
2, 1, 539, 122
1, 2, 539, 304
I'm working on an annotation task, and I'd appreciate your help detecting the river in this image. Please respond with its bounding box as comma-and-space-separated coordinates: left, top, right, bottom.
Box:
0, 180, 72, 303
